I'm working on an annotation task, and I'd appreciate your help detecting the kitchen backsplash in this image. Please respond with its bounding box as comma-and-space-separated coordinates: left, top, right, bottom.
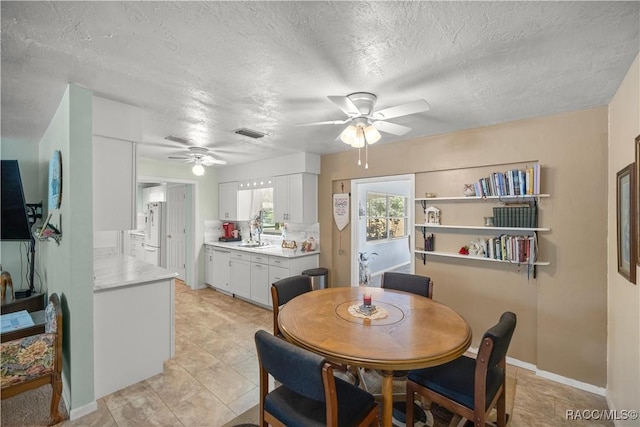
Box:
204, 220, 320, 251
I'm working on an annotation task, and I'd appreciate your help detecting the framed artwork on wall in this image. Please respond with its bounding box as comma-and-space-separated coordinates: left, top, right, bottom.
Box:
636, 135, 640, 267
48, 150, 62, 209
616, 163, 636, 284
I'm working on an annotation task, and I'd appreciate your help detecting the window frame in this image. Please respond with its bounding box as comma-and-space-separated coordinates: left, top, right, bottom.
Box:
365, 191, 408, 242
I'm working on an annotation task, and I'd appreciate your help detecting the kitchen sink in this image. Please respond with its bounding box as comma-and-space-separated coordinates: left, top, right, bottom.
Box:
239, 242, 270, 248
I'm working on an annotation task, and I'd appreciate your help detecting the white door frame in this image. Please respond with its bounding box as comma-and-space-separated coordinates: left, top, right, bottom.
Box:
139, 175, 199, 289
166, 184, 187, 281
350, 174, 415, 287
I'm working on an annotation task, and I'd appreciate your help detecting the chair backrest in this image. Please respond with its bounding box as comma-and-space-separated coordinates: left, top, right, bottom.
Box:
45, 293, 63, 374
255, 329, 328, 402
271, 275, 313, 336
482, 311, 517, 369
476, 311, 517, 369
381, 272, 433, 299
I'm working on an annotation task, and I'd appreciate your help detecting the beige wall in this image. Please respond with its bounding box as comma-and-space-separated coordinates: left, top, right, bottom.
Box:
320, 107, 609, 387
608, 53, 640, 417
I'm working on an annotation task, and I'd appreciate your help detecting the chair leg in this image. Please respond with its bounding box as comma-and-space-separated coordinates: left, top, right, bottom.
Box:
49, 374, 64, 425
406, 386, 415, 427
497, 389, 506, 427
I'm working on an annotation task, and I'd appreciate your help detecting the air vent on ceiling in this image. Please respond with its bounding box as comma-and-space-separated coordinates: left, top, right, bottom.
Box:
164, 135, 191, 145
233, 128, 266, 139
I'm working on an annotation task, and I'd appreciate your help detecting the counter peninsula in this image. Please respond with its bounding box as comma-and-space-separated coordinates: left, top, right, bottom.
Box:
93, 254, 177, 399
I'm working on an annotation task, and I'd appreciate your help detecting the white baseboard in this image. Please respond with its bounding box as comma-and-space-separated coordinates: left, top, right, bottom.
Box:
466, 346, 606, 396
70, 400, 98, 421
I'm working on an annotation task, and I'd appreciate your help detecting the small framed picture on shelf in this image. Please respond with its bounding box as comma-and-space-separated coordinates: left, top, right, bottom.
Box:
635, 135, 640, 266
616, 163, 636, 284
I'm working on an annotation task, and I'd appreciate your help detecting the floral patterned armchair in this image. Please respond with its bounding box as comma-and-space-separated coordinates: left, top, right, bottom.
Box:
1, 293, 65, 425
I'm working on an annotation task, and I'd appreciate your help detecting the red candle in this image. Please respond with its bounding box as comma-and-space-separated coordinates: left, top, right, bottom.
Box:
363, 293, 372, 307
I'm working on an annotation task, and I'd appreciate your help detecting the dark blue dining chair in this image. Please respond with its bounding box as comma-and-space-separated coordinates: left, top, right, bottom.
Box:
270, 275, 313, 337
381, 272, 433, 299
254, 330, 379, 427
405, 311, 517, 427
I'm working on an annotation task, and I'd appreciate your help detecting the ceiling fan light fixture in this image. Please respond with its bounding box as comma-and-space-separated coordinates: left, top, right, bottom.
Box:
340, 125, 358, 145
192, 160, 205, 176
350, 126, 366, 148
364, 125, 381, 144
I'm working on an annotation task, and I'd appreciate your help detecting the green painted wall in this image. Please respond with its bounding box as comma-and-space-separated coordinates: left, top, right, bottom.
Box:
37, 85, 94, 411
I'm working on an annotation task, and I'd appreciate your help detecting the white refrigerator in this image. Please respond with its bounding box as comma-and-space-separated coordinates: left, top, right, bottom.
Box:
144, 202, 166, 267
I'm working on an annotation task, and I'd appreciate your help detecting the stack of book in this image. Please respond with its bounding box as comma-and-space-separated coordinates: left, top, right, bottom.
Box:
482, 235, 537, 264
493, 206, 538, 228
472, 164, 541, 197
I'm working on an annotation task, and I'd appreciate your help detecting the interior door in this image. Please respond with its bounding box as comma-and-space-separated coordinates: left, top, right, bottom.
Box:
166, 185, 186, 280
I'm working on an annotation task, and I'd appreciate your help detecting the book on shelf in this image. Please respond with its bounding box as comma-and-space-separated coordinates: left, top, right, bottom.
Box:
475, 234, 536, 263
472, 163, 541, 197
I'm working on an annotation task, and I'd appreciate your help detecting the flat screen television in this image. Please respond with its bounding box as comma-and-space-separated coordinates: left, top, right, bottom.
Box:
1, 160, 32, 241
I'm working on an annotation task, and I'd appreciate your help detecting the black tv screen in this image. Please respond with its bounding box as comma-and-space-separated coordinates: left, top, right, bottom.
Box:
1, 160, 32, 240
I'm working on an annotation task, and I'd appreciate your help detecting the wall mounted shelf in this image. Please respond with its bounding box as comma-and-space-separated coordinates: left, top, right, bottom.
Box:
414, 249, 550, 266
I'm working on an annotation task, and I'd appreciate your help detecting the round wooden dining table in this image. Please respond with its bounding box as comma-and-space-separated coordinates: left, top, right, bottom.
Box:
278, 286, 472, 427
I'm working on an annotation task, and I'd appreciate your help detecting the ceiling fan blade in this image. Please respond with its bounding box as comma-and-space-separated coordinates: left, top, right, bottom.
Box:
372, 120, 412, 136
296, 119, 350, 127
372, 99, 430, 120
202, 157, 227, 166
327, 95, 360, 116
168, 156, 191, 160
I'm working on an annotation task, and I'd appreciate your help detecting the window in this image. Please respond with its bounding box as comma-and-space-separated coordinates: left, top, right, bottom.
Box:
366, 192, 407, 241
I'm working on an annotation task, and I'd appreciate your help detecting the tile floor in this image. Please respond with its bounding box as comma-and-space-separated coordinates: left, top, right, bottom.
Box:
62, 281, 612, 427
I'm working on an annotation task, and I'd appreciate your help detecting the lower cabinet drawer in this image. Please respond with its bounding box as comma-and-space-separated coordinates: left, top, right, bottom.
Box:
269, 256, 290, 269
230, 251, 251, 262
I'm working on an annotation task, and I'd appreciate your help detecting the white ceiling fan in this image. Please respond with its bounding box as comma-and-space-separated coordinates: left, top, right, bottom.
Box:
298, 92, 430, 141
168, 147, 227, 175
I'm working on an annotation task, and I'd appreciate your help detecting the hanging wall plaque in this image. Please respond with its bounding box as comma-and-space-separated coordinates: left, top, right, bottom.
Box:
333, 193, 350, 231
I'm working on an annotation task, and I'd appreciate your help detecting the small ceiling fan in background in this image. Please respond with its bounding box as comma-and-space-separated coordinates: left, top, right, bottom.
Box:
298, 92, 430, 145
168, 146, 227, 176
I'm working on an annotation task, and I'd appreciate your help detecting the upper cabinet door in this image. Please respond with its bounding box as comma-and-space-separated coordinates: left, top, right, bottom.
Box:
93, 136, 135, 231
273, 173, 317, 224
92, 96, 141, 231
218, 182, 239, 220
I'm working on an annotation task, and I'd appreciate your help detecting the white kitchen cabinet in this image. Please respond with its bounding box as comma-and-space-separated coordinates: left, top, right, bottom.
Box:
212, 248, 230, 292
268, 265, 289, 306
93, 135, 136, 231
216, 245, 319, 307
229, 251, 250, 299
131, 233, 145, 260
142, 185, 167, 206
250, 254, 270, 307
92, 96, 141, 232
274, 173, 317, 224
205, 245, 214, 285
219, 181, 239, 220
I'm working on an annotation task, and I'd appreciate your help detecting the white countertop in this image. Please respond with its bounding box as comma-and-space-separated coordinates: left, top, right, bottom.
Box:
205, 241, 320, 258
94, 254, 178, 291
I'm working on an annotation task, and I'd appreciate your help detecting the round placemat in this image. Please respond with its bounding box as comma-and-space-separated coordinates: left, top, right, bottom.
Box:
336, 300, 404, 325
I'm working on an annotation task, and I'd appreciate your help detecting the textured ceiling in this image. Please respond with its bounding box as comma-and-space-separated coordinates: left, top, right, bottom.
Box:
2, 1, 639, 166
